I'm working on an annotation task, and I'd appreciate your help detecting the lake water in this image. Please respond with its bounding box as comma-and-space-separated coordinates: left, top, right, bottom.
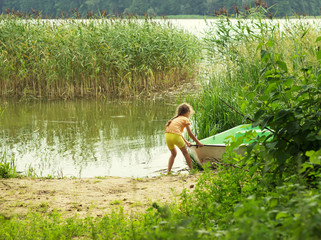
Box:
169, 18, 321, 37
0, 98, 191, 178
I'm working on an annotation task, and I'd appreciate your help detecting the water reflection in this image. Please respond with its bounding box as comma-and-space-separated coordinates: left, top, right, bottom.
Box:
0, 99, 188, 177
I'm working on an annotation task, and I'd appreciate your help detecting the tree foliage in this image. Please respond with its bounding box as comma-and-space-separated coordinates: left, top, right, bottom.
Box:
1, 0, 321, 18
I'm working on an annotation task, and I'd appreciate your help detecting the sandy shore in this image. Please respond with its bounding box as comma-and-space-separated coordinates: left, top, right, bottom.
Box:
0, 174, 197, 218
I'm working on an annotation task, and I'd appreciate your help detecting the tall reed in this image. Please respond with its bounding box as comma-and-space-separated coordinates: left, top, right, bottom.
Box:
190, 13, 321, 139
0, 15, 202, 99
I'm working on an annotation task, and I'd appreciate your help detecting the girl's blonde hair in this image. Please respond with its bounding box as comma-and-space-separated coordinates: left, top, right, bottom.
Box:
165, 103, 194, 128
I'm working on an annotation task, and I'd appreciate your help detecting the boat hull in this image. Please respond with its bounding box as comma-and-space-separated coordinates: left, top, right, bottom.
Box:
189, 144, 246, 166
188, 124, 271, 166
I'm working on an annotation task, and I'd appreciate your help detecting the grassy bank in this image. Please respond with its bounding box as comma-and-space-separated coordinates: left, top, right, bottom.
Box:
1, 166, 321, 239
0, 15, 201, 99
189, 15, 321, 138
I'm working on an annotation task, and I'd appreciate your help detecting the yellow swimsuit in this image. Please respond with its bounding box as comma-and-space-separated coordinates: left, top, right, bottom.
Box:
165, 116, 190, 150
165, 133, 185, 149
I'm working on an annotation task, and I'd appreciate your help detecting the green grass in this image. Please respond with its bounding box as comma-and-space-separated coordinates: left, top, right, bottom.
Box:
0, 151, 19, 178
0, 15, 202, 99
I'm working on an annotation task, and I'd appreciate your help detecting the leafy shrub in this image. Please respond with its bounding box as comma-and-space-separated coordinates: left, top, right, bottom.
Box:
225, 182, 321, 240
247, 37, 321, 186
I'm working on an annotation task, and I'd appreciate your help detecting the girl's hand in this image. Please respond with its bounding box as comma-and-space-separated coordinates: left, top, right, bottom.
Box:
197, 142, 204, 148
187, 142, 192, 147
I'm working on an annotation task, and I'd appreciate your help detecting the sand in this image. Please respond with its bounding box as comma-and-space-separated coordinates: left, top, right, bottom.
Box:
0, 174, 197, 218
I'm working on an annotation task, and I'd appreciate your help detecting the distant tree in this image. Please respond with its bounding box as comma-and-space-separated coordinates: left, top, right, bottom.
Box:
129, 0, 149, 15
85, 0, 101, 13
189, 0, 206, 15
310, 0, 321, 15
273, 0, 291, 17
1, 0, 321, 18
109, 0, 130, 14
2, 0, 20, 12
181, 3, 192, 15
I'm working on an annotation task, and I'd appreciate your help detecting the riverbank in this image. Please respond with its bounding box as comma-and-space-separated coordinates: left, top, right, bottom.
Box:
0, 174, 197, 218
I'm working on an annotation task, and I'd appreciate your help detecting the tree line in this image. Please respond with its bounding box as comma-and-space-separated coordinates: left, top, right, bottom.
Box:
0, 0, 320, 18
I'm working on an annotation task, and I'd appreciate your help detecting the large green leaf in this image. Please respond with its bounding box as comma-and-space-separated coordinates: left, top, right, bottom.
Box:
276, 60, 288, 72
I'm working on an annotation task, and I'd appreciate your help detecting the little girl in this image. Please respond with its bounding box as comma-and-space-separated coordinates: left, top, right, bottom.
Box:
165, 103, 204, 174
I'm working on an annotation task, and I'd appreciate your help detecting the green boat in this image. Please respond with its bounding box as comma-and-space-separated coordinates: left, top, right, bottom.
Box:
189, 124, 271, 165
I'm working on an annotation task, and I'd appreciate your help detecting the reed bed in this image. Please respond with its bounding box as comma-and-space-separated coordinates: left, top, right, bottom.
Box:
0, 15, 202, 99
190, 15, 321, 139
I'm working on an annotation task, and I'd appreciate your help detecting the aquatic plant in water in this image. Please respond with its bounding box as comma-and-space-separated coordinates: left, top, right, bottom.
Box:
0, 15, 202, 99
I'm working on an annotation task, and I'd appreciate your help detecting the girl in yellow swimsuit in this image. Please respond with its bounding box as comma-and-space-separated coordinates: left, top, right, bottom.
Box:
165, 103, 204, 174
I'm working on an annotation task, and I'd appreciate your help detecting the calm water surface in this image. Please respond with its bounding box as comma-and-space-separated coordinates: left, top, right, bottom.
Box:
0, 99, 188, 177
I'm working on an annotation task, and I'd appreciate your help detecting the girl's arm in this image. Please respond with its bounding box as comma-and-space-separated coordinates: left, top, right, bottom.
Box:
186, 125, 204, 147
181, 134, 192, 147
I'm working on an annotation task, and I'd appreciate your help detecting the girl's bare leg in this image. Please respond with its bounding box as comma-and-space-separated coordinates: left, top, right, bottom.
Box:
168, 148, 177, 173
179, 145, 193, 171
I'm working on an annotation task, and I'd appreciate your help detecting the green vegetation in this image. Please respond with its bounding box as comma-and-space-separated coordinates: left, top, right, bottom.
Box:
1, 0, 321, 18
0, 107, 19, 179
0, 151, 19, 178
0, 15, 201, 99
1, 166, 321, 239
1, 7, 321, 240
191, 6, 321, 138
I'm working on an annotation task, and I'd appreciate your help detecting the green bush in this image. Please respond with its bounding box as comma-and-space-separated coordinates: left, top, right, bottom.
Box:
244, 37, 321, 186
225, 182, 321, 239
